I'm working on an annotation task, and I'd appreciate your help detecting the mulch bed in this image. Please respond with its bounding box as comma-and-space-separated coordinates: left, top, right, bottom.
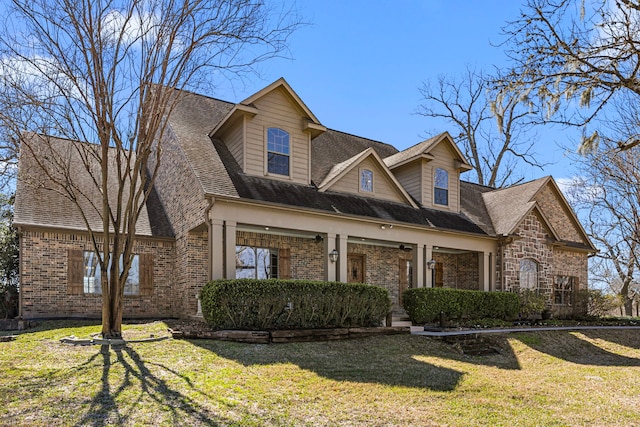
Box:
165, 318, 410, 344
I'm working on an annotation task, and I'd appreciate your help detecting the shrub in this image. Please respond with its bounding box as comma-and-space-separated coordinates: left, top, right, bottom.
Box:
517, 289, 546, 318
402, 287, 519, 324
200, 279, 391, 330
574, 288, 620, 318
0, 281, 18, 319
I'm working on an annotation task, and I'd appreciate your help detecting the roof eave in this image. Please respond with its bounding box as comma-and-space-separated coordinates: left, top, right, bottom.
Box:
208, 104, 258, 138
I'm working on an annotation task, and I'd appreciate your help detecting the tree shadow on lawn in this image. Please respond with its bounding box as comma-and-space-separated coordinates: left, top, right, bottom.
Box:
192, 335, 498, 392
74, 345, 228, 427
580, 328, 640, 350
513, 330, 640, 366
0, 319, 102, 337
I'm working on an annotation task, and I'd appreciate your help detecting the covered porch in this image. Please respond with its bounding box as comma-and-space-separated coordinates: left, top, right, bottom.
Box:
204, 199, 496, 310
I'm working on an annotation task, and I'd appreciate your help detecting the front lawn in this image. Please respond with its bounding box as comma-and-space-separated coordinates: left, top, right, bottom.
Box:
1, 320, 639, 426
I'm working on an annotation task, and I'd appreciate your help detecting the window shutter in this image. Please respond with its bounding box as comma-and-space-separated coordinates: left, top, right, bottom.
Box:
67, 249, 84, 295
278, 248, 291, 279
139, 253, 154, 296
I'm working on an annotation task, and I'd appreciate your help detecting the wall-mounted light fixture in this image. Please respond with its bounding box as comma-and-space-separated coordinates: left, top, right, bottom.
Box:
399, 244, 412, 252
427, 259, 437, 270
329, 249, 339, 263
314, 234, 324, 243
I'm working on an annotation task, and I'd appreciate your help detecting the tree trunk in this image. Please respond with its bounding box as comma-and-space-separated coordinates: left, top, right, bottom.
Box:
101, 276, 123, 339
624, 297, 633, 317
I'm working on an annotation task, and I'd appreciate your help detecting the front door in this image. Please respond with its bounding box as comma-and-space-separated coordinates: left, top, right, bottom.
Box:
347, 254, 365, 283
434, 262, 444, 287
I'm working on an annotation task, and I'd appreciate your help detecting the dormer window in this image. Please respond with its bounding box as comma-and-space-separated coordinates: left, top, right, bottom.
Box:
267, 127, 290, 176
360, 169, 373, 192
434, 168, 449, 206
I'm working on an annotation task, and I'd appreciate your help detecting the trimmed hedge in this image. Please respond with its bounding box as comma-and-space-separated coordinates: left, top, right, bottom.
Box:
402, 288, 520, 324
200, 279, 391, 330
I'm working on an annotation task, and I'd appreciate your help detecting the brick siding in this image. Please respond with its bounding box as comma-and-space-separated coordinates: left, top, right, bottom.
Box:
237, 231, 325, 281
433, 252, 480, 290
347, 243, 413, 307
20, 229, 175, 319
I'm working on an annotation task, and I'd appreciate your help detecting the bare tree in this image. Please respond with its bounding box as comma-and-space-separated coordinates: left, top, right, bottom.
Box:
501, 0, 640, 152
0, 0, 299, 338
417, 67, 543, 187
567, 133, 640, 315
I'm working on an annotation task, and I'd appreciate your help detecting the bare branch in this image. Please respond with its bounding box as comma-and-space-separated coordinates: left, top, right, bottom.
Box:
1, 0, 301, 337
417, 67, 544, 187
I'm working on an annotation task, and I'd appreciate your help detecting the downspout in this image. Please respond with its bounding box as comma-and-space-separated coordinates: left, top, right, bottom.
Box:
205, 196, 215, 281
17, 226, 22, 318
498, 240, 505, 292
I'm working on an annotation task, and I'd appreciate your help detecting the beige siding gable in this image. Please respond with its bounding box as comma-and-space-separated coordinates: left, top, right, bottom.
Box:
422, 142, 462, 212
393, 161, 423, 204
327, 156, 409, 203
386, 132, 471, 212
217, 115, 245, 169
243, 87, 312, 184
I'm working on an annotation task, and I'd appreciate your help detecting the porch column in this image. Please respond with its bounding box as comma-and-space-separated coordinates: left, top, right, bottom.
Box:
224, 221, 237, 279
425, 245, 434, 288
336, 234, 348, 283
480, 252, 491, 291
211, 219, 224, 280
325, 233, 337, 281
413, 243, 425, 288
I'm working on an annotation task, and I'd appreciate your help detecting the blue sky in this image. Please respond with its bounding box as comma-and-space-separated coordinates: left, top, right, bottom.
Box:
215, 0, 580, 184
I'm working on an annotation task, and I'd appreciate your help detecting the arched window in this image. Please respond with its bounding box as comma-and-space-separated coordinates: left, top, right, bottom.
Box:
267, 128, 290, 176
360, 169, 373, 192
434, 168, 448, 205
519, 258, 538, 290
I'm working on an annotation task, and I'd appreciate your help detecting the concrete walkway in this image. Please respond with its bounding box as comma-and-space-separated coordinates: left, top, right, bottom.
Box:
409, 324, 640, 337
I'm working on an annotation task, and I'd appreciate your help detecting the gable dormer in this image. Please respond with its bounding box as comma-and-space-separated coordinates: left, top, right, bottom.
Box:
210, 78, 326, 185
385, 132, 472, 212
317, 148, 417, 207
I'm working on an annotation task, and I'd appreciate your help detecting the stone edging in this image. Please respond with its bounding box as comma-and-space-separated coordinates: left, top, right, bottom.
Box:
413, 325, 640, 337
169, 326, 410, 344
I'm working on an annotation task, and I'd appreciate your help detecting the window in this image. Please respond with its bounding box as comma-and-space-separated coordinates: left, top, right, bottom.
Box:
360, 169, 373, 192
434, 168, 449, 205
267, 128, 290, 176
83, 251, 140, 295
235, 246, 278, 279
519, 258, 538, 290
554, 275, 575, 305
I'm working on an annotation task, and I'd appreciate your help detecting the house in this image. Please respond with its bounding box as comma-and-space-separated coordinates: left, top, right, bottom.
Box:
13, 78, 596, 320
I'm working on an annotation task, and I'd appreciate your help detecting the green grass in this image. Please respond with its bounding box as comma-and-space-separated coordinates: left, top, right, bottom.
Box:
2, 320, 640, 426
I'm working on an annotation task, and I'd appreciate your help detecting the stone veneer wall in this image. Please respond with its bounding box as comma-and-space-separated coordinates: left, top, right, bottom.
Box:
552, 248, 589, 317
501, 211, 554, 298
20, 229, 175, 319
535, 185, 584, 243
433, 252, 480, 290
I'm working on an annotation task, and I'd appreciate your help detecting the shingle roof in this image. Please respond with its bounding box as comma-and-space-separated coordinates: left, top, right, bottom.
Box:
166, 91, 237, 197
383, 134, 441, 168
14, 85, 591, 246
481, 177, 549, 236
14, 134, 173, 238
459, 181, 496, 235
310, 129, 398, 185
213, 138, 486, 235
